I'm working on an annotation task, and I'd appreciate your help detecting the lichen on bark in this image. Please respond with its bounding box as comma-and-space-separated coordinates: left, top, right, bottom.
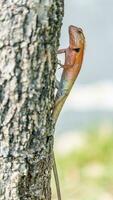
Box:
0, 0, 64, 199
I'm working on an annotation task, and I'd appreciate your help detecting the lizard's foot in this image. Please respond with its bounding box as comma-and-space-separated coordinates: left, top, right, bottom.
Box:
57, 62, 64, 68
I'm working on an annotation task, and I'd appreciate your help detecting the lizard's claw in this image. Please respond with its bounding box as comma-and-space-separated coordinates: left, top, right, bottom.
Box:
57, 60, 61, 64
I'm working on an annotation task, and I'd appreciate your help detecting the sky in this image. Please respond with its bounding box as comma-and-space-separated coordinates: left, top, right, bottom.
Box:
59, 0, 113, 84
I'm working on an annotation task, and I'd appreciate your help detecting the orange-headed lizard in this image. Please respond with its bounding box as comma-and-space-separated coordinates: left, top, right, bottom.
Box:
53, 25, 85, 123
52, 25, 85, 200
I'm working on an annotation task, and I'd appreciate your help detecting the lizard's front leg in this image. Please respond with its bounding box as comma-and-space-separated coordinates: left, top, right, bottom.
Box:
57, 48, 66, 54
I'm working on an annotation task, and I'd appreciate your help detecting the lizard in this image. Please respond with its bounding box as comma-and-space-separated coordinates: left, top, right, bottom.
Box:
52, 25, 85, 200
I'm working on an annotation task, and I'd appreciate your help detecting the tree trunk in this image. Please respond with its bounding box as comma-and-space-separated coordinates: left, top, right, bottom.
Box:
0, 0, 64, 199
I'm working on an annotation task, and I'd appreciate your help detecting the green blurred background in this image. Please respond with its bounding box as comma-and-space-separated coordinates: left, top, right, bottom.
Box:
52, 126, 113, 200
52, 0, 113, 199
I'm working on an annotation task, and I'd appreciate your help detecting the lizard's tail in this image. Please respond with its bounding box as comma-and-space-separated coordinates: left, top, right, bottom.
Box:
53, 153, 62, 200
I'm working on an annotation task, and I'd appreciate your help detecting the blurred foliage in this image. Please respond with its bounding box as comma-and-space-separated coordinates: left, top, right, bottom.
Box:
52, 126, 113, 200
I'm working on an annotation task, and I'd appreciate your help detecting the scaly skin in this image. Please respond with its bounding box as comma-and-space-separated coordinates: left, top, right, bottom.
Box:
52, 25, 85, 200
53, 25, 85, 123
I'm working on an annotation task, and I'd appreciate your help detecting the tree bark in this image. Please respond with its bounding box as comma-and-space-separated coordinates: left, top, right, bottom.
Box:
0, 0, 64, 199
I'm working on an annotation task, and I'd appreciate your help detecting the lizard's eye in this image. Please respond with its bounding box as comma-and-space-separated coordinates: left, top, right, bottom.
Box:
73, 48, 80, 53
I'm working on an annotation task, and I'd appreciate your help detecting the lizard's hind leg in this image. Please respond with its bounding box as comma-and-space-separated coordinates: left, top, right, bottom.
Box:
53, 88, 69, 123
55, 78, 60, 89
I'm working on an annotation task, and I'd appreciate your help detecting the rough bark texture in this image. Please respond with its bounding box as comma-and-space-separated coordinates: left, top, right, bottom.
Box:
0, 0, 64, 199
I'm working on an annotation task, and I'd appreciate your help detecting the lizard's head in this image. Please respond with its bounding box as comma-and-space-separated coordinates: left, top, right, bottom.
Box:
69, 25, 85, 52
